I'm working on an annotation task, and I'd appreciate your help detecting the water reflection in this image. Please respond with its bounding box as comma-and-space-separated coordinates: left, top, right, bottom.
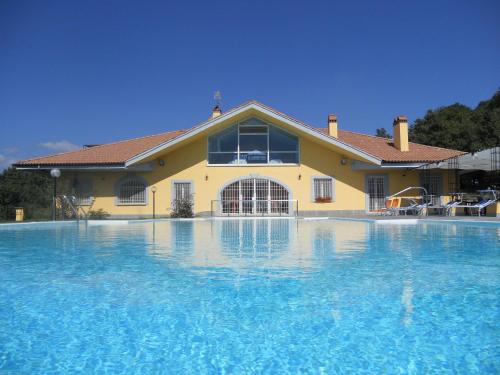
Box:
143, 219, 370, 273
308, 221, 369, 255
171, 221, 194, 255
401, 279, 414, 327
219, 219, 291, 259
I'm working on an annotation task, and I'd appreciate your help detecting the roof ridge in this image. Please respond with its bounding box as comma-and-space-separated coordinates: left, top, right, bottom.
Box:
338, 129, 392, 141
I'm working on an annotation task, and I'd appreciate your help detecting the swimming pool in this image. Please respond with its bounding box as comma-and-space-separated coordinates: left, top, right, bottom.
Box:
0, 219, 498, 373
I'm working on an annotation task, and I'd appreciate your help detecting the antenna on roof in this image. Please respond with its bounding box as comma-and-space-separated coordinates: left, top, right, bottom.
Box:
214, 90, 222, 107
211, 91, 223, 119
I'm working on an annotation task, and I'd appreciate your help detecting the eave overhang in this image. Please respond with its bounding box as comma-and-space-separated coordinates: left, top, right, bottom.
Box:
14, 163, 127, 171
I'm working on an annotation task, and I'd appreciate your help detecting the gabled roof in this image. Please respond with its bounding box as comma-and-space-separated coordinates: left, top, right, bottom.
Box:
15, 100, 464, 168
122, 101, 382, 166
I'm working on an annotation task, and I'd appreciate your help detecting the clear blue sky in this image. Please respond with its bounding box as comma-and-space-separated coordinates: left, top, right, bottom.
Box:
1, 0, 499, 169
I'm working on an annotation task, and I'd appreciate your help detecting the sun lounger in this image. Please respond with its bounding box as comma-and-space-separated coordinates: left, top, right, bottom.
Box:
452, 190, 498, 216
384, 198, 401, 215
427, 194, 463, 216
370, 198, 397, 215
454, 199, 497, 216
388, 199, 421, 216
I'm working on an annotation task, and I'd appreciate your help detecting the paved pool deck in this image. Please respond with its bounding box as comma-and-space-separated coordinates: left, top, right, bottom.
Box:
322, 214, 500, 222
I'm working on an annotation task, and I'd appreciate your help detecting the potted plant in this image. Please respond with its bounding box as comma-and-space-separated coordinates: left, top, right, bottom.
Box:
315, 197, 332, 203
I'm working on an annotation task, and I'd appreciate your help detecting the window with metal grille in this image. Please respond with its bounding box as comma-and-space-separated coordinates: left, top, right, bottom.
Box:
312, 177, 334, 202
420, 173, 442, 205
173, 182, 192, 201
73, 177, 93, 206
116, 177, 147, 205
219, 178, 290, 215
367, 175, 386, 211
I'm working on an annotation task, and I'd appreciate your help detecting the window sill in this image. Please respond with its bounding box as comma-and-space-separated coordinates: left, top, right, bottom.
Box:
115, 203, 148, 206
207, 163, 300, 167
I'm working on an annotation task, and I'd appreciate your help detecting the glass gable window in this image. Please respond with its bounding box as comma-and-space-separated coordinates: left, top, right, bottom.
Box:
208, 126, 238, 164
208, 118, 299, 165
269, 127, 299, 164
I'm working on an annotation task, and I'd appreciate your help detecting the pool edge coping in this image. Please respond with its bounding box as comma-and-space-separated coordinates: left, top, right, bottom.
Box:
1, 216, 499, 227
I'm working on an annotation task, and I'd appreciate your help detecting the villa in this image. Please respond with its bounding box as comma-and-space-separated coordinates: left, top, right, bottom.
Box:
15, 101, 466, 218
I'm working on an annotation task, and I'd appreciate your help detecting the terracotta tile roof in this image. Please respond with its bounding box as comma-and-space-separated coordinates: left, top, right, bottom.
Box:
16, 130, 185, 166
15, 101, 465, 167
316, 128, 465, 162
248, 101, 465, 162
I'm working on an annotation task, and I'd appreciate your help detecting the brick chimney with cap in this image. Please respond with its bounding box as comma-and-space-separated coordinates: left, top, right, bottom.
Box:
211, 105, 222, 119
393, 115, 409, 152
327, 114, 338, 138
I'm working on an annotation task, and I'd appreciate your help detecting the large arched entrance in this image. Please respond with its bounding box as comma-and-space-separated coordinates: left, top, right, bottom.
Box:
217, 177, 294, 216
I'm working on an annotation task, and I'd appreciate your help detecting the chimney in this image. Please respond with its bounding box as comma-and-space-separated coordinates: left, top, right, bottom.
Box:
327, 114, 338, 138
393, 115, 409, 152
211, 105, 222, 119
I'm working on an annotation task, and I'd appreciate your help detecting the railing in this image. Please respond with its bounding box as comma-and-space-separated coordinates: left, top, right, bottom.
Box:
56, 195, 88, 221
211, 200, 298, 217
385, 186, 431, 216
388, 186, 429, 201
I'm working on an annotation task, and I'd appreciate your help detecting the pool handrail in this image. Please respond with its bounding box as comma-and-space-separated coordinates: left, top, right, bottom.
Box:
388, 186, 429, 200
57, 195, 88, 221
385, 186, 430, 216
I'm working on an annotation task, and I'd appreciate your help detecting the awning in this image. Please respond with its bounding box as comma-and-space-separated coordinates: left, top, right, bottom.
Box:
422, 146, 500, 171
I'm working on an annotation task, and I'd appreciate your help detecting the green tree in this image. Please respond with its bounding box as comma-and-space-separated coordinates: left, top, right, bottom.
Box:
409, 90, 500, 152
0, 167, 53, 221
375, 128, 391, 138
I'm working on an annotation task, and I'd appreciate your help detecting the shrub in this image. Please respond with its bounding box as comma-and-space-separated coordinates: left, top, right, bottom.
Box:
0, 167, 53, 221
87, 209, 110, 220
171, 195, 194, 218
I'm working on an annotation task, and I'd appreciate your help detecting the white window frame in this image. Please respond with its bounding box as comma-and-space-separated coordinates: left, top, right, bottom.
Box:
311, 176, 335, 203
171, 180, 194, 203
207, 117, 300, 166
115, 175, 148, 206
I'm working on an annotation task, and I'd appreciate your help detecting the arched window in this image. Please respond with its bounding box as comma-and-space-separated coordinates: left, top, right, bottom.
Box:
115, 176, 147, 205
72, 176, 93, 206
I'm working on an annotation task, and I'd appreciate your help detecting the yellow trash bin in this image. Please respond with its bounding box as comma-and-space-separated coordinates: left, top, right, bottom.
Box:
15, 207, 24, 222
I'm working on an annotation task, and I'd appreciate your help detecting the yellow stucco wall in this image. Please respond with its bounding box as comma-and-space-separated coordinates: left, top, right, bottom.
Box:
64, 121, 450, 218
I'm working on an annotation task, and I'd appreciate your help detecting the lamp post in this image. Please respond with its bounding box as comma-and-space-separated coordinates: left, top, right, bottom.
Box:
50, 169, 61, 220
151, 186, 157, 219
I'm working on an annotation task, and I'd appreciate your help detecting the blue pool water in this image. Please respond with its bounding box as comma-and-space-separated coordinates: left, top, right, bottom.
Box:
0, 219, 499, 374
